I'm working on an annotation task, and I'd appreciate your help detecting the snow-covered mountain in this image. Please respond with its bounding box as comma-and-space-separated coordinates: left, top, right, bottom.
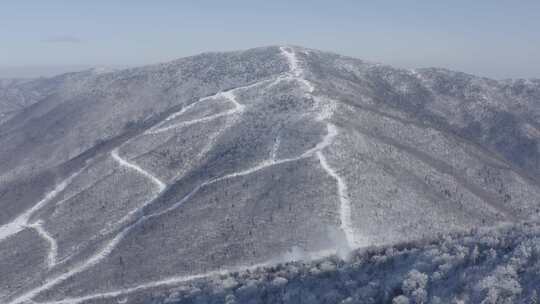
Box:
124, 222, 540, 304
0, 46, 539, 303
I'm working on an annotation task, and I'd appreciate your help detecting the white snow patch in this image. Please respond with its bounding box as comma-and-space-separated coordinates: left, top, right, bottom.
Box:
28, 221, 58, 268
278, 46, 362, 250
279, 46, 301, 77
0, 215, 26, 243
267, 74, 290, 88
271, 136, 281, 161
38, 249, 336, 304
146, 109, 237, 134
109, 148, 169, 230
7, 225, 132, 304
220, 90, 245, 112
153, 100, 201, 129
301, 123, 338, 157
147, 85, 247, 135
0, 170, 81, 243
297, 77, 315, 93
111, 149, 165, 192
316, 151, 358, 248
279, 46, 315, 93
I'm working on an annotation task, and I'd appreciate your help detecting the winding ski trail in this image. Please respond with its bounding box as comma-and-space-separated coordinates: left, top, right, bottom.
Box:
316, 151, 357, 248
8, 136, 333, 304
6, 73, 273, 304
108, 148, 168, 230
28, 221, 58, 268
37, 249, 337, 304
7, 224, 133, 304
0, 170, 82, 243
146, 82, 249, 135
6, 46, 361, 304
279, 46, 359, 249
153, 121, 338, 220
111, 148, 166, 192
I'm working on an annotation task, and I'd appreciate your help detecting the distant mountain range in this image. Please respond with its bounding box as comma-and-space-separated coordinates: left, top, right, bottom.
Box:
1, 46, 539, 304
0, 65, 126, 80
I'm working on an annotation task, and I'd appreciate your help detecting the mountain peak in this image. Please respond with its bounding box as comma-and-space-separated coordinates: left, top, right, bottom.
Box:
1, 45, 539, 303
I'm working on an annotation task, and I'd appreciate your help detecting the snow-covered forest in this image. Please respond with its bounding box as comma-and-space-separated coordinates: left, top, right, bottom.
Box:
155, 223, 540, 304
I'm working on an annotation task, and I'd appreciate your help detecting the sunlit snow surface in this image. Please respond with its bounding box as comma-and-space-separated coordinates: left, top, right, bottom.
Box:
1, 45, 540, 303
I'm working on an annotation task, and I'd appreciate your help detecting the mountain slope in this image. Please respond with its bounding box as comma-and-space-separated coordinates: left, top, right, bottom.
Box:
0, 46, 539, 303
77, 222, 540, 304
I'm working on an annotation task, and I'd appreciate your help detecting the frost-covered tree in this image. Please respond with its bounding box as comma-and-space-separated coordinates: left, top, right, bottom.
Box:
402, 270, 429, 304
392, 295, 410, 304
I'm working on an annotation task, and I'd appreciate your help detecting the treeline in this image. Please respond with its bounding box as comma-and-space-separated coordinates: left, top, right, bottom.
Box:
152, 223, 540, 304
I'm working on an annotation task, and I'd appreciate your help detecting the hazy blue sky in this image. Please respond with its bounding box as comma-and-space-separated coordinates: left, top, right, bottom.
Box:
1, 1, 539, 78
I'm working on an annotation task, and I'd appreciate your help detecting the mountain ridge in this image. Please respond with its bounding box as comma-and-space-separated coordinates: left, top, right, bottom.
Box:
1, 45, 539, 303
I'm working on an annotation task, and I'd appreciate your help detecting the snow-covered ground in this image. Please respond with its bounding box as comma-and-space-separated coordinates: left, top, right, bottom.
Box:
0, 170, 82, 242
2, 45, 540, 303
